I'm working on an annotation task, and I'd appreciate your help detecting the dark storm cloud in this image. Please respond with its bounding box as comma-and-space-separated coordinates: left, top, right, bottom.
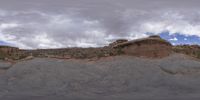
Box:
0, 0, 200, 48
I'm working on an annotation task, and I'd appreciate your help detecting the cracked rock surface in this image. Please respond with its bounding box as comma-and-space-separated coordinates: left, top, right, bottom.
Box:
0, 54, 200, 100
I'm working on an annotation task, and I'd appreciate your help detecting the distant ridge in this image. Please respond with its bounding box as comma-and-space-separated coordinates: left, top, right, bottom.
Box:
0, 35, 200, 60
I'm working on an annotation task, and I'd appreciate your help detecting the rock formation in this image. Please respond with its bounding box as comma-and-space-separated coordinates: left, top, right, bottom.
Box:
109, 39, 128, 48
1, 35, 200, 60
0, 46, 19, 60
173, 45, 200, 58
113, 35, 172, 58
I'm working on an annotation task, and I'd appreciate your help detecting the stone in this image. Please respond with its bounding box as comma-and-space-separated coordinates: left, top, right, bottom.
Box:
0, 61, 12, 69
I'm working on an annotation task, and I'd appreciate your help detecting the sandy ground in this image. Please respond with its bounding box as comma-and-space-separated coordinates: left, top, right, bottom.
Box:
1, 54, 200, 100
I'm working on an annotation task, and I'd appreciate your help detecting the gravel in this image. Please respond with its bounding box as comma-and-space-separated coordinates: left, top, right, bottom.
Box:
0, 54, 200, 100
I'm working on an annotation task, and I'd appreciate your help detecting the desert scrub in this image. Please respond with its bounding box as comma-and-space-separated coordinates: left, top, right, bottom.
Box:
0, 51, 8, 60
197, 51, 200, 58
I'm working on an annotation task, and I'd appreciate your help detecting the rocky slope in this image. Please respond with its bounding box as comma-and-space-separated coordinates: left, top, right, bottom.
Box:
173, 45, 200, 58
0, 54, 200, 100
0, 35, 200, 100
0, 35, 173, 61
1, 35, 200, 60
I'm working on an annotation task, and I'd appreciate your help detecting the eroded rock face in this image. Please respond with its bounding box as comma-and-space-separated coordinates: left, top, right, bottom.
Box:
122, 43, 172, 58
173, 45, 200, 59
109, 39, 128, 48
114, 36, 172, 58
0, 46, 19, 55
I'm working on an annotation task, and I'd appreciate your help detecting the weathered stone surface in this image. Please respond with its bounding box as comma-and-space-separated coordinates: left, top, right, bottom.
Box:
173, 45, 200, 58
0, 61, 12, 69
109, 39, 128, 48
114, 36, 172, 58
0, 54, 200, 99
0, 46, 19, 55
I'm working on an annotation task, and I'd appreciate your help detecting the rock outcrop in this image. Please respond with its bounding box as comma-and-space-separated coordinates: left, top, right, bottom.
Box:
173, 45, 200, 58
0, 46, 19, 55
109, 39, 128, 48
0, 46, 19, 60
113, 35, 172, 58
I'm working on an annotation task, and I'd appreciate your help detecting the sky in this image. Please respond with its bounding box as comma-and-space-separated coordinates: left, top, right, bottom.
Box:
0, 0, 200, 49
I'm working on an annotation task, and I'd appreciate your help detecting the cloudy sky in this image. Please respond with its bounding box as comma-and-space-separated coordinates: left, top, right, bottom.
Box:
0, 0, 200, 49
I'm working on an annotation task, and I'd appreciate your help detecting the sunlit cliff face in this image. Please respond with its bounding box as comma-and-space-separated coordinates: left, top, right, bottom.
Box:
0, 0, 200, 49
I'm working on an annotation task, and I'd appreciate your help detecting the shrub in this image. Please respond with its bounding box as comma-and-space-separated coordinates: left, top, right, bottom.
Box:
197, 51, 200, 58
0, 50, 8, 60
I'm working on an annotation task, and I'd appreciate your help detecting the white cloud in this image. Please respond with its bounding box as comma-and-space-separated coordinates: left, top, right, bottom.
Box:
141, 22, 168, 34
170, 37, 178, 41
2, 10, 200, 49
184, 38, 188, 41
141, 11, 200, 37
0, 0, 200, 49
0, 12, 110, 49
0, 23, 19, 29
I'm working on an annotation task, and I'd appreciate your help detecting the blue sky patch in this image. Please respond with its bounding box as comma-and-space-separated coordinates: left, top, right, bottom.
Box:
160, 32, 200, 45
0, 41, 12, 46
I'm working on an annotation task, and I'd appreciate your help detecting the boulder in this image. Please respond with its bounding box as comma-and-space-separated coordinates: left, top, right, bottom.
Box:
0, 61, 12, 69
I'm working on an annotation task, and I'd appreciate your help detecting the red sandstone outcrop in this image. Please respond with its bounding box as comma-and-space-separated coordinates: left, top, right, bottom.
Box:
113, 35, 172, 58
